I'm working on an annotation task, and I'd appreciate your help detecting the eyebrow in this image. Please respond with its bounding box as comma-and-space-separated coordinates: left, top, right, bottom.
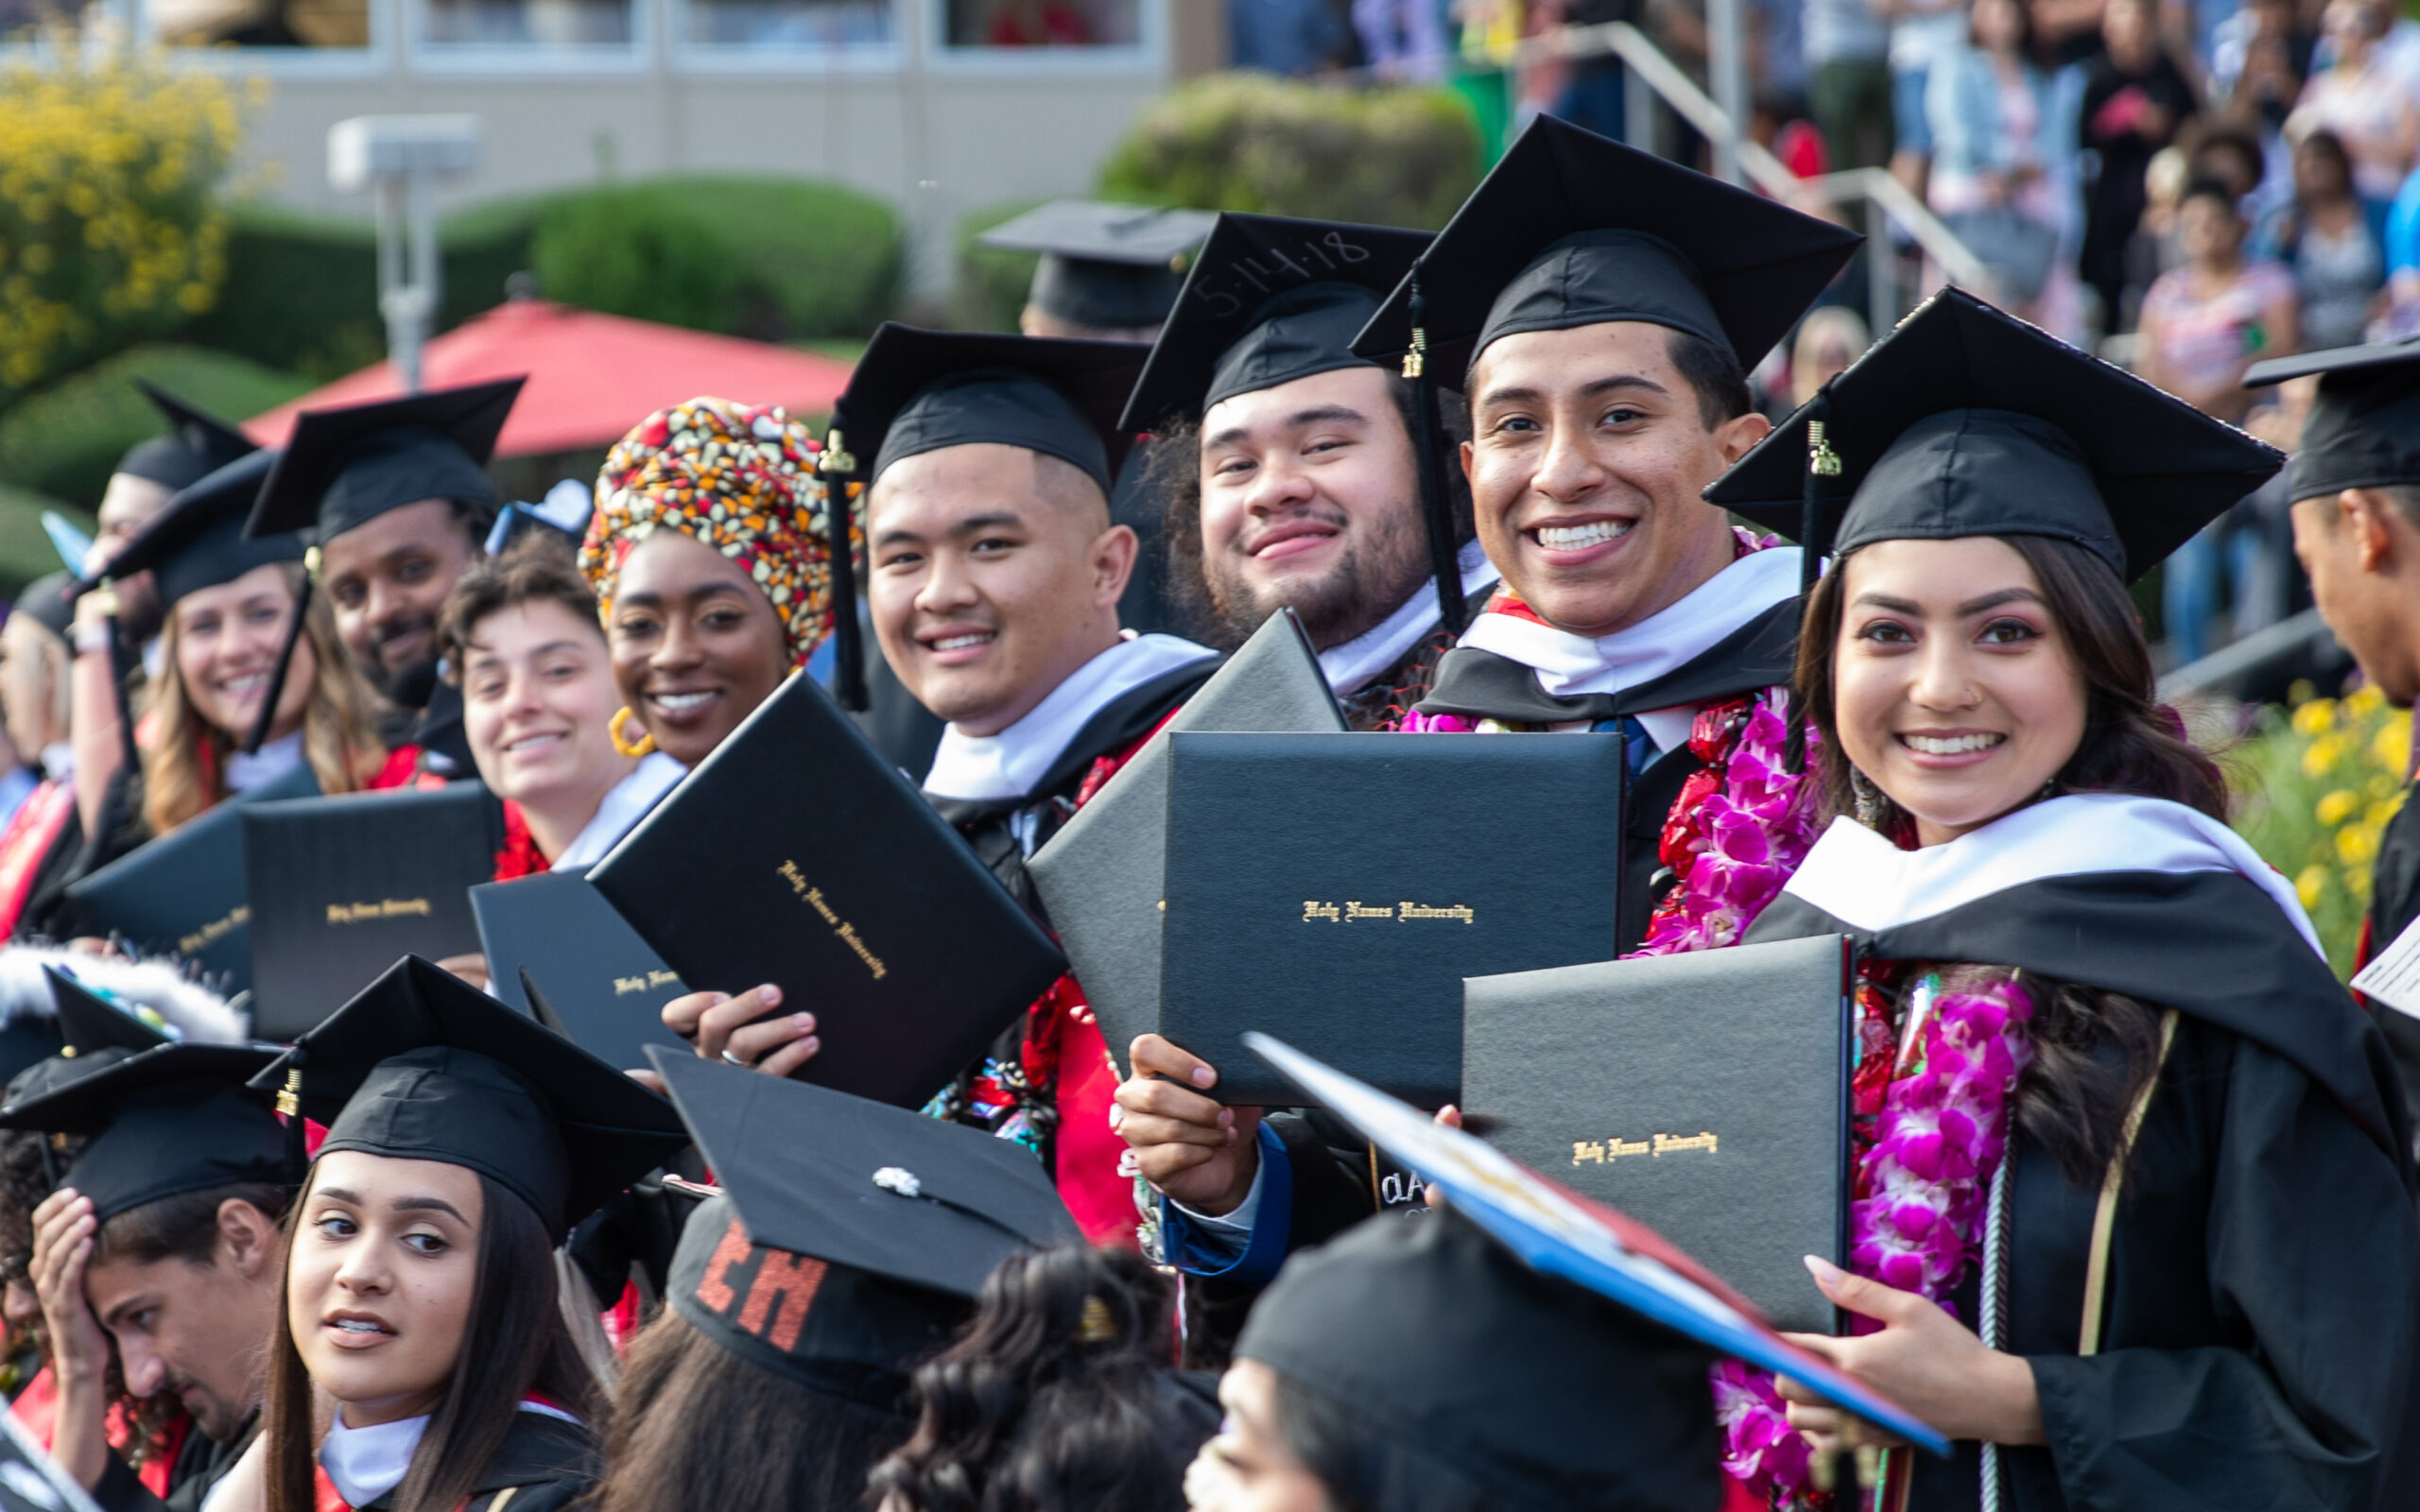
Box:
615, 581, 753, 610
873, 510, 1027, 551
1203, 404, 1374, 452
1474, 373, 1669, 410
1853, 587, 2045, 616
314, 1187, 471, 1224
468, 637, 586, 663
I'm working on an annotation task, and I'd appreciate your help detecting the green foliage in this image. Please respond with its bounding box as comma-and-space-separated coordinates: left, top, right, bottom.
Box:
0, 343, 311, 510
1097, 73, 1482, 231
527, 176, 903, 340
2231, 684, 2411, 975
954, 199, 1047, 334
176, 202, 383, 382
0, 483, 91, 599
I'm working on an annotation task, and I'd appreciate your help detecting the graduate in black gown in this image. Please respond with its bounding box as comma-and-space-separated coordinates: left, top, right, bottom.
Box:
1119, 212, 1498, 730
244, 380, 528, 782
1708, 288, 2419, 1511
2243, 336, 2420, 1125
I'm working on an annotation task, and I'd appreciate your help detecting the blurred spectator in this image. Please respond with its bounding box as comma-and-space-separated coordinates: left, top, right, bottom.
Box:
2286, 0, 2420, 236
2138, 179, 2299, 662
1355, 0, 1450, 78
1791, 304, 1873, 404
2028, 0, 2109, 70
1231, 0, 1347, 74
1806, 0, 1893, 169
2210, 0, 2312, 133
2384, 164, 2420, 339
1550, 0, 1634, 141
1881, 0, 1968, 196
2079, 0, 2196, 333
2272, 129, 2385, 347
1927, 0, 2078, 331
1748, 0, 1808, 106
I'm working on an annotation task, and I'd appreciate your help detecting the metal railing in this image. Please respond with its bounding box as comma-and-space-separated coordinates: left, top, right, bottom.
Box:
1457, 20, 2003, 318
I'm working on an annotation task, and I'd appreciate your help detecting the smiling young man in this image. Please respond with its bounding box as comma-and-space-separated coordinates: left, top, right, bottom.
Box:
5, 1037, 288, 1512
2247, 336, 2420, 1113
244, 379, 527, 781
1120, 213, 1497, 729
1113, 119, 1861, 1358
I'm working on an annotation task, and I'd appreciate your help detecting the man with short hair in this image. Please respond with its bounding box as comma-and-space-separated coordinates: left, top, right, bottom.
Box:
244, 379, 527, 779
2252, 338, 2420, 1113
11, 1029, 288, 1511
1122, 212, 1498, 729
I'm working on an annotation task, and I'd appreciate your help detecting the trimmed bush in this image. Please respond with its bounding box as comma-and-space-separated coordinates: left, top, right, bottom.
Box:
0, 344, 313, 511
1098, 73, 1482, 231
529, 176, 902, 340
0, 50, 246, 403
0, 484, 91, 599
180, 202, 383, 382
954, 199, 1048, 333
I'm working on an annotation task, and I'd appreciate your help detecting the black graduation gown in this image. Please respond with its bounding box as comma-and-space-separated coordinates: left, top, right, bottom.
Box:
11, 800, 86, 942
90, 1415, 253, 1512
1747, 868, 2420, 1512
2365, 784, 2420, 1133
348, 1411, 601, 1512
1414, 594, 1800, 954
1335, 623, 1458, 732
383, 680, 476, 781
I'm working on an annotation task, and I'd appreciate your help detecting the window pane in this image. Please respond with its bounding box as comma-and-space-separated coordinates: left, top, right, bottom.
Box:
683, 0, 890, 45
153, 0, 371, 45
424, 0, 632, 43
943, 0, 1135, 47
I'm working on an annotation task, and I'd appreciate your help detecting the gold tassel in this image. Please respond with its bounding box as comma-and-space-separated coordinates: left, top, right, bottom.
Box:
1808, 419, 1842, 478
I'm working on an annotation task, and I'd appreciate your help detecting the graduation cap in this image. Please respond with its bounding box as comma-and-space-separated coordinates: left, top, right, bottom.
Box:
244, 377, 521, 544
253, 956, 688, 1240
10, 572, 77, 645
2244, 335, 2420, 505
977, 200, 1218, 333
0, 1018, 283, 1222
649, 1048, 1081, 1407
89, 450, 303, 610
1351, 115, 1862, 389
1241, 1032, 1951, 1465
114, 380, 258, 492
1706, 288, 2283, 585
819, 325, 1149, 710
1115, 215, 1458, 632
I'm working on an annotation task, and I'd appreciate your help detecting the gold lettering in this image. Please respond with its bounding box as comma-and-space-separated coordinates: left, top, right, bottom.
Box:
1302, 901, 1341, 922
1344, 901, 1394, 920
322, 899, 431, 925
1578, 1132, 1721, 1163
1606, 1138, 1652, 1160
1396, 901, 1477, 923
648, 969, 679, 988
1651, 1132, 1719, 1157
614, 975, 648, 996
177, 904, 251, 954
776, 863, 885, 981
1572, 1140, 1605, 1165
1302, 899, 1472, 923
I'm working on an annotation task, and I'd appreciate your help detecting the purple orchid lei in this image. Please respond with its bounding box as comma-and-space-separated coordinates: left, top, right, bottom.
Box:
1720, 971, 2037, 1507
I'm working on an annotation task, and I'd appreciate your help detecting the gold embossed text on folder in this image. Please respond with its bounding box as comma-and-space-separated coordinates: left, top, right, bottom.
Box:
180, 905, 250, 954
1301, 900, 1476, 923
1570, 1131, 1720, 1164
778, 861, 888, 980
324, 899, 432, 924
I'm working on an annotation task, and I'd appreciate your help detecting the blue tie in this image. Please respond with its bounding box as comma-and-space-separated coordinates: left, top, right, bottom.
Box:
1589, 714, 1656, 782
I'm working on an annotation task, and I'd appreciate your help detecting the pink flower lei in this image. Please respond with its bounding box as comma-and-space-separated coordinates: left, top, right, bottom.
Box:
1720, 969, 2036, 1506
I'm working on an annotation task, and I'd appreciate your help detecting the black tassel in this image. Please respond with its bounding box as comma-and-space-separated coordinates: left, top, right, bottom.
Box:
821, 424, 868, 713
244, 550, 315, 757
1403, 266, 1468, 636
1800, 388, 1839, 597
101, 603, 138, 779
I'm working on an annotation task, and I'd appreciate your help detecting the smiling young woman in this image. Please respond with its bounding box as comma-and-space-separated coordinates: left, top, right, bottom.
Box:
1703, 290, 2420, 1511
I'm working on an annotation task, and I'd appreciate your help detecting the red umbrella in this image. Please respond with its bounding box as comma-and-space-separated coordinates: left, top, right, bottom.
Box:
244, 299, 856, 455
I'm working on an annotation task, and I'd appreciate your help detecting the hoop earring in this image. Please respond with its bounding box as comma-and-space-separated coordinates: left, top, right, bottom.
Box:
610, 706, 656, 758
1849, 765, 1886, 830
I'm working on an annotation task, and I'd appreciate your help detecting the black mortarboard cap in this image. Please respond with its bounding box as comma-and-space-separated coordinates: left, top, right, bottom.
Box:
1240, 1208, 1721, 1512
651, 1050, 1080, 1408
0, 1027, 284, 1222
13, 572, 78, 644
0, 966, 173, 1108
1352, 117, 1861, 388
114, 381, 258, 491
2245, 335, 2420, 504
1706, 288, 2283, 581
979, 201, 1218, 333
94, 451, 303, 608
840, 325, 1148, 497
254, 956, 688, 1240
1117, 213, 1433, 433
244, 378, 521, 542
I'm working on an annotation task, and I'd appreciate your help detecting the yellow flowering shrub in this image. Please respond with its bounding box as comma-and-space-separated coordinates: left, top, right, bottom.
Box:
2235, 681, 2412, 974
0, 48, 251, 403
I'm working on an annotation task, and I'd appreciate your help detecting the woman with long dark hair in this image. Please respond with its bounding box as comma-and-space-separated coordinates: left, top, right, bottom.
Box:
204, 957, 687, 1512
1699, 287, 2420, 1510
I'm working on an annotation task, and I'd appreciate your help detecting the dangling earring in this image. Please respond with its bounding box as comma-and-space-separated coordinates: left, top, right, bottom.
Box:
1849, 765, 1885, 829
610, 706, 656, 758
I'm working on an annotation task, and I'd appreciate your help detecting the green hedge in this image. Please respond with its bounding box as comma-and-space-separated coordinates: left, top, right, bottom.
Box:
1098, 73, 1482, 231
0, 345, 314, 511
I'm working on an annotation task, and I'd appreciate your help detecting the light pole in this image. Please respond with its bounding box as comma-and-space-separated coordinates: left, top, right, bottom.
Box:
327, 115, 482, 393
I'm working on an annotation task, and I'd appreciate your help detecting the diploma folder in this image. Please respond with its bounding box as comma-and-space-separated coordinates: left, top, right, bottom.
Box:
1459, 934, 1855, 1333
1027, 609, 1345, 1074
473, 868, 689, 1074
586, 670, 1068, 1108
1158, 731, 1624, 1107
242, 783, 502, 1040
61, 761, 319, 994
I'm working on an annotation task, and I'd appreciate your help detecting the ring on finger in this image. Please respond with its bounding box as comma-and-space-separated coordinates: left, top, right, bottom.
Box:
720, 1047, 753, 1069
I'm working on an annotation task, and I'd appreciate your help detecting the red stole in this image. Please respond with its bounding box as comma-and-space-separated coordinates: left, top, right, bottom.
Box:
0, 780, 73, 936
